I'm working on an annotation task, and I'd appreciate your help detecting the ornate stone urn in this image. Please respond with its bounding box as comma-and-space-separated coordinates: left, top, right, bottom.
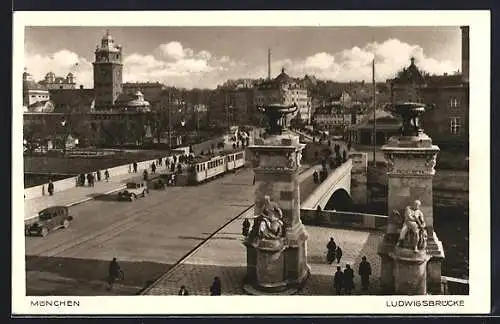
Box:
242, 103, 310, 295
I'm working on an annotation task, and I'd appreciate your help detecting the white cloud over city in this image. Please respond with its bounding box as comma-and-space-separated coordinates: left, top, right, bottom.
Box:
24, 38, 459, 89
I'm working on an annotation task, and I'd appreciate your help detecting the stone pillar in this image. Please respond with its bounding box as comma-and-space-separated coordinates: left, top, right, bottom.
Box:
349, 152, 368, 206
243, 131, 310, 294
390, 247, 431, 295
378, 132, 445, 294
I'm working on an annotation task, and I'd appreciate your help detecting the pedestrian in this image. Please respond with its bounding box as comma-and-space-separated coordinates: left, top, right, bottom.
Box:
173, 156, 177, 165
242, 218, 250, 236
313, 170, 319, 184
232, 143, 236, 150
133, 162, 138, 173
104, 169, 110, 182
128, 164, 132, 173
336, 246, 343, 264
315, 205, 322, 225
107, 257, 123, 290
342, 150, 347, 163
170, 163, 175, 173
47, 180, 54, 196
347, 141, 352, 151
158, 157, 162, 166
358, 256, 372, 291
326, 237, 337, 264
91, 174, 95, 187
151, 162, 156, 174
178, 285, 189, 296
97, 170, 102, 182
79, 173, 85, 186
143, 169, 149, 181
343, 264, 355, 295
86, 173, 92, 187
177, 163, 182, 174
333, 266, 344, 295
210, 276, 222, 296
253, 175, 255, 185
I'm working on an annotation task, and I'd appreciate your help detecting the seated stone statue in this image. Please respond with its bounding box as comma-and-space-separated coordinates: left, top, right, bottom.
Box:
247, 195, 285, 243
396, 200, 427, 252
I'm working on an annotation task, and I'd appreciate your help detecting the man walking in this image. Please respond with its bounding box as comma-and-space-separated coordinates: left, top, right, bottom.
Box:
343, 264, 354, 295
151, 162, 156, 174
107, 257, 123, 290
133, 162, 138, 173
333, 266, 344, 295
47, 180, 54, 196
104, 169, 110, 182
358, 256, 372, 291
326, 237, 337, 264
335, 246, 343, 264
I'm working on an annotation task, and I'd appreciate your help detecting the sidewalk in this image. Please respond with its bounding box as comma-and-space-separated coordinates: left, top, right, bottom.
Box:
144, 209, 383, 296
24, 171, 139, 220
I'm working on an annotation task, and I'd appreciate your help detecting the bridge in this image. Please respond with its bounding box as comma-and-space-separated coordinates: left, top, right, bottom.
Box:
301, 159, 353, 210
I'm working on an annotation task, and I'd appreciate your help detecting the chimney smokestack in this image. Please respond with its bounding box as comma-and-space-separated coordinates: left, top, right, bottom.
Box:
268, 48, 271, 80
460, 26, 469, 83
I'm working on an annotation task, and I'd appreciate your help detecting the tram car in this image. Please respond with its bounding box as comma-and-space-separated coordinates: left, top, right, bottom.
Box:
187, 149, 245, 184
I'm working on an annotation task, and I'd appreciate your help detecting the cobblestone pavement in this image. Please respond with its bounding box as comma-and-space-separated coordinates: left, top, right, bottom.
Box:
145, 210, 383, 296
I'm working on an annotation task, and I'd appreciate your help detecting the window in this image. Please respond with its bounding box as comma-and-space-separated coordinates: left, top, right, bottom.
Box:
450, 117, 461, 135
449, 97, 460, 108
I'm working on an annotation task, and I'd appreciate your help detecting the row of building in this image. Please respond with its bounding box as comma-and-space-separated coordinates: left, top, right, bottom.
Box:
23, 27, 469, 149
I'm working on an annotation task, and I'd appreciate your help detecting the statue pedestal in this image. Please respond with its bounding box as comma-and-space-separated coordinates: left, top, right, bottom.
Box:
389, 247, 431, 295
378, 132, 445, 295
243, 131, 310, 295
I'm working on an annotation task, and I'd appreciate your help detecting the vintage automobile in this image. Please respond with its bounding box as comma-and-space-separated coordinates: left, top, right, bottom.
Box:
25, 206, 73, 237
118, 182, 148, 201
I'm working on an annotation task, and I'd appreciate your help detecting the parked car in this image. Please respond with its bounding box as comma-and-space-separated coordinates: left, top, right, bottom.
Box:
118, 182, 148, 201
25, 206, 73, 237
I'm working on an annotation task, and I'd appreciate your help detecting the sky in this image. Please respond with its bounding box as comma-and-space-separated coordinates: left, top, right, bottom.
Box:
24, 26, 462, 89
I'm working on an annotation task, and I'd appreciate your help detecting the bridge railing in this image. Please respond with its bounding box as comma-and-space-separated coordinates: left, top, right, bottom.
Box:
441, 276, 469, 295
300, 208, 388, 231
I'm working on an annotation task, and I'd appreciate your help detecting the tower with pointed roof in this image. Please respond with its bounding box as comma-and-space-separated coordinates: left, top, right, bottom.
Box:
93, 30, 123, 109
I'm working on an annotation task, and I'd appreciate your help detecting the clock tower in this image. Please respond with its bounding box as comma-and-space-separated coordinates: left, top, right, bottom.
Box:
93, 30, 123, 109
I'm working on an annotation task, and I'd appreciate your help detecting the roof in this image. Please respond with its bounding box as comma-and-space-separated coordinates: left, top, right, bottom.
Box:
347, 109, 401, 130
49, 89, 95, 113
27, 100, 55, 113
274, 67, 293, 84
390, 57, 426, 85
23, 80, 48, 91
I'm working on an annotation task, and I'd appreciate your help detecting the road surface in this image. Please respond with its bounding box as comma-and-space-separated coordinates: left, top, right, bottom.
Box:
25, 164, 318, 296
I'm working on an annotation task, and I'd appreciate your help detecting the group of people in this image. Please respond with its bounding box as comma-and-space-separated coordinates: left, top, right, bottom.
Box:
177, 277, 222, 296
76, 170, 110, 187
327, 237, 372, 294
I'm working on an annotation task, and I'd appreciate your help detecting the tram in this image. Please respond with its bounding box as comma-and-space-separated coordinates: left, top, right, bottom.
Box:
187, 149, 245, 184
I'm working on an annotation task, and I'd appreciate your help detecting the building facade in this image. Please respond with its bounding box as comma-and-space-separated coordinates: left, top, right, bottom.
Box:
38, 72, 76, 90
388, 54, 469, 149
93, 30, 123, 109
312, 103, 365, 134
254, 68, 311, 125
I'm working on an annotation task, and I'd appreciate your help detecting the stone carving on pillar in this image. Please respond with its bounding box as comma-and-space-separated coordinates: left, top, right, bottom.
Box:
247, 195, 286, 250
378, 102, 444, 295
394, 200, 428, 252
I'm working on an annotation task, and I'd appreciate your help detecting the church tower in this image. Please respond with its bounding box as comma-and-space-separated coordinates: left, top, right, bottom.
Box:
93, 30, 123, 109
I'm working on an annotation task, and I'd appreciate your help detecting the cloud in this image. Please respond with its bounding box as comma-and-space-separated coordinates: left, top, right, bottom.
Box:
24, 49, 93, 88
285, 38, 459, 82
24, 38, 459, 90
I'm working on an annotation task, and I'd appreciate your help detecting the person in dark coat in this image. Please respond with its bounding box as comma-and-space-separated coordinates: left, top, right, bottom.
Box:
47, 180, 54, 196
313, 170, 319, 184
104, 169, 110, 182
133, 162, 138, 173
86, 173, 93, 187
242, 218, 250, 236
151, 162, 156, 174
358, 256, 372, 291
343, 264, 355, 295
143, 169, 149, 181
96, 170, 101, 182
178, 285, 189, 295
170, 163, 175, 173
326, 237, 337, 264
333, 266, 344, 295
210, 276, 222, 296
107, 257, 123, 290
177, 163, 182, 174
335, 246, 343, 264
